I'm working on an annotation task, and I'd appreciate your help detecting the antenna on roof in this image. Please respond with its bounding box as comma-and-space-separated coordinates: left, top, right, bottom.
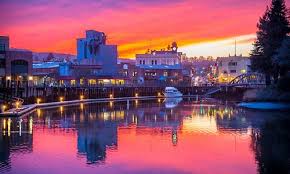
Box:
234, 39, 237, 57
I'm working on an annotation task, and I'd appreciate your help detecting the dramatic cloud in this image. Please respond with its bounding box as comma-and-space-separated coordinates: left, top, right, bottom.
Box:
1, 0, 289, 58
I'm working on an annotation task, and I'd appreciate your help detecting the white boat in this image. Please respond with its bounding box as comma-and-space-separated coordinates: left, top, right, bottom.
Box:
163, 87, 183, 98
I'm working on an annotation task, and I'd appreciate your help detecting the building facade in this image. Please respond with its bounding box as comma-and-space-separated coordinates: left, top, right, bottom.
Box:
53, 30, 123, 86
0, 36, 33, 88
77, 30, 117, 76
0, 36, 9, 87
135, 42, 184, 86
216, 55, 251, 83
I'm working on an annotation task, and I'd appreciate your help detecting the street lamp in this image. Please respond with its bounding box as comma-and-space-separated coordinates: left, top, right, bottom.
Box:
2, 105, 7, 112
15, 101, 20, 109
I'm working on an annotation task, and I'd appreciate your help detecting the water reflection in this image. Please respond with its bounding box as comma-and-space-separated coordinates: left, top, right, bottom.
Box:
164, 97, 182, 109
0, 99, 289, 174
251, 117, 290, 174
0, 117, 33, 173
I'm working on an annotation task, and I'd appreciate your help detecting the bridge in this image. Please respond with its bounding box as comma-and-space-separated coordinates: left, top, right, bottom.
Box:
205, 73, 266, 96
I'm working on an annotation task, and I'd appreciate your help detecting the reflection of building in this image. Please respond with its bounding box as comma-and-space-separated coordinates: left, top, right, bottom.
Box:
216, 55, 251, 83
0, 36, 33, 88
135, 42, 183, 86
77, 121, 117, 164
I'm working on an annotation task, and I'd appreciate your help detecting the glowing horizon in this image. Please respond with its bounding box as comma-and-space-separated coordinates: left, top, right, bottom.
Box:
1, 0, 289, 58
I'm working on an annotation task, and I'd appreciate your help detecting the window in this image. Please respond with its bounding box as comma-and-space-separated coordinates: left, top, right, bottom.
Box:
164, 71, 168, 77
152, 60, 154, 65
143, 60, 145, 64
139, 60, 142, 64
155, 60, 157, 65
241, 69, 246, 73
70, 80, 76, 86
230, 70, 236, 73
228, 62, 237, 66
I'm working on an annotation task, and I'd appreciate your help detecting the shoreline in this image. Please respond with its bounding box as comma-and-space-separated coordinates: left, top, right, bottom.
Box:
0, 95, 166, 117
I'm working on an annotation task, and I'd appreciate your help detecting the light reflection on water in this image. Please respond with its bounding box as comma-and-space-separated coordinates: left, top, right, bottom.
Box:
0, 98, 289, 174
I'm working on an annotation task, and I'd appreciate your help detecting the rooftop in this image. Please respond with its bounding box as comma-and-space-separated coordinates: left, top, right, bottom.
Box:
138, 64, 182, 70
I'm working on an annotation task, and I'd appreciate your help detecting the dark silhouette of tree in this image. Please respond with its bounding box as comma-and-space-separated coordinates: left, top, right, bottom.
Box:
251, 0, 290, 85
274, 36, 290, 76
251, 118, 290, 174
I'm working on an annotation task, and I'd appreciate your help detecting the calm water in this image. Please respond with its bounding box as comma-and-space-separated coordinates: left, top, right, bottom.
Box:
0, 98, 289, 174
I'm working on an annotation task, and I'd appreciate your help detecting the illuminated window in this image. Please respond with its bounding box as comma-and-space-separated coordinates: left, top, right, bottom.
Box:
89, 79, 96, 85
164, 71, 168, 77
71, 80, 76, 86
241, 69, 246, 73
80, 79, 84, 85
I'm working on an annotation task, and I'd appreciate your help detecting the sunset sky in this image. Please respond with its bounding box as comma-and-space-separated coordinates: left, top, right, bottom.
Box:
1, 0, 289, 58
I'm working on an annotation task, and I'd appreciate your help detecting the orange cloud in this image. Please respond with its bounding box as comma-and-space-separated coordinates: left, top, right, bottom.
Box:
1, 0, 287, 58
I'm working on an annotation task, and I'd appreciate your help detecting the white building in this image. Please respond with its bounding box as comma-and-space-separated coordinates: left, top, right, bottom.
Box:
136, 42, 182, 66
77, 30, 117, 75
216, 55, 251, 83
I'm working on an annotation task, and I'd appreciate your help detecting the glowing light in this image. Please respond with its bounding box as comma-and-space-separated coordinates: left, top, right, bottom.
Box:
135, 93, 139, 97
157, 92, 161, 97
3, 119, 6, 130
59, 97, 64, 102
29, 117, 33, 134
80, 103, 84, 110
2, 105, 7, 112
28, 76, 33, 81
15, 101, 20, 109
241, 69, 246, 73
109, 101, 113, 108
37, 109, 41, 117
37, 98, 41, 104
8, 118, 11, 137
80, 95, 84, 100
109, 94, 114, 99
6, 76, 11, 80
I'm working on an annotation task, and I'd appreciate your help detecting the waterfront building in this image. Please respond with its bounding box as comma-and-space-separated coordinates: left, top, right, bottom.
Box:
118, 61, 138, 85
0, 36, 9, 87
216, 55, 251, 83
0, 36, 33, 88
55, 30, 123, 86
77, 30, 117, 76
32, 61, 60, 86
135, 42, 183, 86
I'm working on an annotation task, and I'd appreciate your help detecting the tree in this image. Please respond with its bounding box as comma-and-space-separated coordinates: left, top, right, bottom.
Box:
274, 36, 290, 76
251, 0, 290, 85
